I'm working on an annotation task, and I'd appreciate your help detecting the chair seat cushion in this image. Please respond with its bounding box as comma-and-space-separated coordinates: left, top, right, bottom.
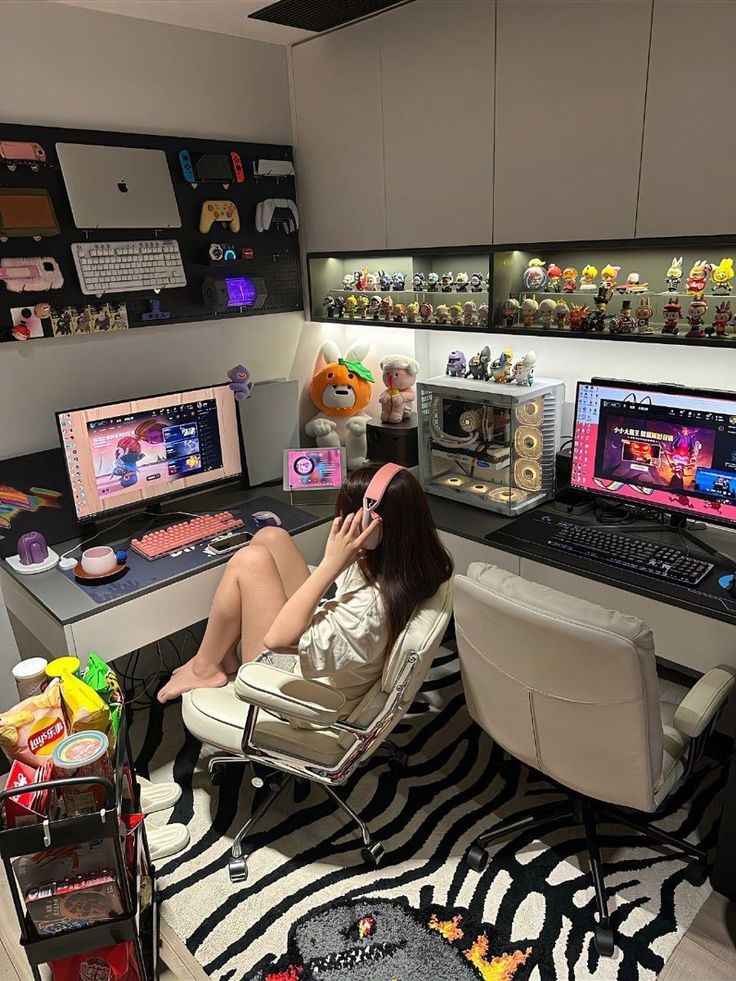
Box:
182, 683, 346, 766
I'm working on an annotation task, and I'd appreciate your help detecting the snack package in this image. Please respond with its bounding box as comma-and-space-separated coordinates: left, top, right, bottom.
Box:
83, 652, 123, 739
57, 669, 110, 738
26, 871, 123, 935
51, 941, 141, 981
0, 680, 68, 767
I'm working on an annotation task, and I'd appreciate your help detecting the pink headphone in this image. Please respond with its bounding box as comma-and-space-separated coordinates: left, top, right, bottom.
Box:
361, 463, 405, 550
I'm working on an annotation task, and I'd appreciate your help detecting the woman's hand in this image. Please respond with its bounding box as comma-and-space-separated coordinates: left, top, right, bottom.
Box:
320, 510, 379, 576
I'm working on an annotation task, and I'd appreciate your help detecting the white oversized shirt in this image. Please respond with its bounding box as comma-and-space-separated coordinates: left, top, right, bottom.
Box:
298, 563, 388, 706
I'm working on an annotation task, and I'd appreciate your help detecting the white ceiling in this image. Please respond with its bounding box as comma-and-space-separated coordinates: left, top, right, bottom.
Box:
55, 0, 315, 45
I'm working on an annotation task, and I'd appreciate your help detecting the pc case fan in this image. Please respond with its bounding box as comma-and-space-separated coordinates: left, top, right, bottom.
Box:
514, 458, 543, 492
515, 397, 544, 427
488, 486, 529, 505
514, 425, 543, 460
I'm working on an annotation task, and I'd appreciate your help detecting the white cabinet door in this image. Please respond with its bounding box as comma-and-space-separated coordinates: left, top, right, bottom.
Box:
291, 22, 386, 252
493, 0, 652, 243
637, 0, 736, 237
379, 0, 494, 249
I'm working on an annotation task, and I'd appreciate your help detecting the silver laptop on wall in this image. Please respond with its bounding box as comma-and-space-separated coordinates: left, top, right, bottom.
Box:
56, 143, 181, 229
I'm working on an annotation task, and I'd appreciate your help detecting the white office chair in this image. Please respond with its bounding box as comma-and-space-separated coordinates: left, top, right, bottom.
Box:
182, 579, 452, 882
454, 563, 735, 956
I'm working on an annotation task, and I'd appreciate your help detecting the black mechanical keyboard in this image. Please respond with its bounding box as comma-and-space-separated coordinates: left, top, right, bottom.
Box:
547, 522, 713, 586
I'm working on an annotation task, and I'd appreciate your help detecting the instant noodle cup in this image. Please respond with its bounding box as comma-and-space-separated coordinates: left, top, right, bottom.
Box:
52, 731, 113, 815
0, 680, 68, 767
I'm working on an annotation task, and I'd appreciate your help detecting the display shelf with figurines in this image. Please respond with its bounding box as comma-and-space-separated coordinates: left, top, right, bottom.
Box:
308, 249, 491, 330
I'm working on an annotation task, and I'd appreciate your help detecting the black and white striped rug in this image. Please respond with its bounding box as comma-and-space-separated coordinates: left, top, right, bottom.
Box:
132, 650, 723, 981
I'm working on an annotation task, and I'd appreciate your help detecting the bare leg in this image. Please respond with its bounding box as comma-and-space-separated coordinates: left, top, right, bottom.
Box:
250, 526, 311, 597
157, 545, 288, 702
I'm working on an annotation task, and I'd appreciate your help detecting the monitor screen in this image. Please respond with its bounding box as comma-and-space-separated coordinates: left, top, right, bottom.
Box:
572, 380, 736, 526
283, 448, 345, 491
57, 384, 242, 521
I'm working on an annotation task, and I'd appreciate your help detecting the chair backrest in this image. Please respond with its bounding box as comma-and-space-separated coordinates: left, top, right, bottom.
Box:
454, 564, 664, 811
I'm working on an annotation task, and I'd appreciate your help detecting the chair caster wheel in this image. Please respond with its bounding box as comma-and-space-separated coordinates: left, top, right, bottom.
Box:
683, 861, 708, 886
465, 843, 488, 873
228, 857, 248, 883
361, 842, 385, 868
594, 923, 615, 957
211, 766, 226, 787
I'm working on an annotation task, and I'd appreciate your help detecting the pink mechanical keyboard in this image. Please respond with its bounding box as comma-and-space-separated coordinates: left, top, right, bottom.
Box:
131, 512, 244, 560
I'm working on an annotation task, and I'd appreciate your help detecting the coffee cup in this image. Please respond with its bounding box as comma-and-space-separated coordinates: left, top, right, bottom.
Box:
81, 546, 117, 577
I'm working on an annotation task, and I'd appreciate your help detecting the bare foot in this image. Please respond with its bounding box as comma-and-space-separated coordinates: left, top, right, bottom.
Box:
157, 658, 228, 703
223, 648, 241, 676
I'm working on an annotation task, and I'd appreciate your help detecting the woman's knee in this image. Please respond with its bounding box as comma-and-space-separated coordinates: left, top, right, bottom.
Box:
251, 525, 290, 548
227, 542, 275, 576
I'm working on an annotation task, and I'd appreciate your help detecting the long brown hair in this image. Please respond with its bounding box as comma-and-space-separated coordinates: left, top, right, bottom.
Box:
336, 467, 453, 656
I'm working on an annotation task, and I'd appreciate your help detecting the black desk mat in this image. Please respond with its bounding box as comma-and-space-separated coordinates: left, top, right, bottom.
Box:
59, 497, 318, 605
487, 510, 736, 625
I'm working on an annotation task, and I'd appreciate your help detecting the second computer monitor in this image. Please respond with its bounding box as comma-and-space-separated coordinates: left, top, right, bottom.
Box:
572, 379, 736, 527
57, 384, 242, 522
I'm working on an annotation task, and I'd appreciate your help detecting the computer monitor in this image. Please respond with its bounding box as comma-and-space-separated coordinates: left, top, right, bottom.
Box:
57, 384, 242, 522
572, 379, 736, 528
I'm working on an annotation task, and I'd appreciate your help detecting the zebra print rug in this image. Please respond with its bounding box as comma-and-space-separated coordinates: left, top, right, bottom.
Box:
131, 650, 724, 981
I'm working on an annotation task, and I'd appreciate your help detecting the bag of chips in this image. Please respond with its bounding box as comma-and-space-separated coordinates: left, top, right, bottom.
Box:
57, 668, 110, 738
0, 680, 68, 767
83, 652, 123, 739
50, 941, 141, 981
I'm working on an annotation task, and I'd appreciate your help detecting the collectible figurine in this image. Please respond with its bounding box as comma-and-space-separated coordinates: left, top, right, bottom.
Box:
379, 270, 393, 291
470, 272, 485, 292
365, 272, 379, 291
412, 272, 426, 292
357, 295, 370, 318
711, 299, 731, 337
450, 303, 464, 326
686, 297, 708, 337
406, 300, 420, 323
342, 273, 356, 291
334, 296, 346, 318
568, 304, 591, 330
596, 283, 614, 306
547, 263, 563, 292
345, 294, 358, 318
665, 256, 683, 292
478, 303, 489, 326
435, 303, 451, 324
462, 300, 478, 326
368, 295, 382, 319
635, 297, 654, 334
440, 271, 454, 292
393, 302, 407, 322
454, 272, 470, 292
501, 295, 520, 326
586, 297, 608, 332
419, 300, 434, 323
554, 300, 569, 329
609, 299, 636, 334
522, 258, 547, 291
324, 295, 337, 317
662, 298, 682, 335
711, 257, 734, 295
378, 355, 418, 424
227, 364, 253, 401
489, 348, 514, 383
513, 350, 536, 387
562, 267, 578, 293
392, 272, 407, 291
466, 346, 491, 380
579, 264, 598, 292
355, 269, 368, 291
601, 264, 620, 290
538, 298, 557, 329
446, 350, 467, 377
687, 259, 712, 295
520, 296, 539, 327
426, 272, 440, 291
380, 295, 394, 319
618, 272, 649, 293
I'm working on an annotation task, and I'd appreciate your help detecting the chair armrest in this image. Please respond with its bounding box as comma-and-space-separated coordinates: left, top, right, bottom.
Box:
234, 662, 346, 725
674, 666, 736, 739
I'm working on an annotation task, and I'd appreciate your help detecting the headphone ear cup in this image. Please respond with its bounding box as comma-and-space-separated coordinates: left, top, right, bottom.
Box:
362, 513, 383, 551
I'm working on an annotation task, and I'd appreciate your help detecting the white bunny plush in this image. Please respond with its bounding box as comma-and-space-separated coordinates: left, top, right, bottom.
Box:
305, 339, 375, 470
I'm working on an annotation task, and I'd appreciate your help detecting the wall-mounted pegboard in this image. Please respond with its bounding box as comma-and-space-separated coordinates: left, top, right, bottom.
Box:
0, 121, 303, 344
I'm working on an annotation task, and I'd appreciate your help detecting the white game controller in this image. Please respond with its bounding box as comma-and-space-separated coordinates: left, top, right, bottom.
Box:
255, 198, 299, 234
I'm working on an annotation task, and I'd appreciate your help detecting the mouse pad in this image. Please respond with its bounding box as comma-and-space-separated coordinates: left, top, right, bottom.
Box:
59, 497, 320, 605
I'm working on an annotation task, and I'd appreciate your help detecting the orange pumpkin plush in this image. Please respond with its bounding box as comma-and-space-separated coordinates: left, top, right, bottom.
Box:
306, 339, 375, 469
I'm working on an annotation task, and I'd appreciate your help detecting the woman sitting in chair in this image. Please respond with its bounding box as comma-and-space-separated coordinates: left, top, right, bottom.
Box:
158, 464, 453, 705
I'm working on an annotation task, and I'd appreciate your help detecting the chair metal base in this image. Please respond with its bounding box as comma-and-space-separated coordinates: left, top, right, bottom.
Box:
464, 796, 707, 957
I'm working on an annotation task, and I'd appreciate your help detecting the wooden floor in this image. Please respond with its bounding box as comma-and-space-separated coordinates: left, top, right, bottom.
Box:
0, 866, 732, 980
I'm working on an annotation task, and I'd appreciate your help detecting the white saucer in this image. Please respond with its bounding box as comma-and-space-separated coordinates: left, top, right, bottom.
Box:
6, 549, 59, 575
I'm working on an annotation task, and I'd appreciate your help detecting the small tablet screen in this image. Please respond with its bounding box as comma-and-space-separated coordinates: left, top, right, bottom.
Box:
283, 448, 345, 491
0, 190, 57, 233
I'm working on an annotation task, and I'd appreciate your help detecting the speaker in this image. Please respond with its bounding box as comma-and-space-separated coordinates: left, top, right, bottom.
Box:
367, 415, 418, 467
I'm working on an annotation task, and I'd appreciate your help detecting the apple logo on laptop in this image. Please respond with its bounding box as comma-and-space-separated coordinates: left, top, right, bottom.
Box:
117, 179, 129, 193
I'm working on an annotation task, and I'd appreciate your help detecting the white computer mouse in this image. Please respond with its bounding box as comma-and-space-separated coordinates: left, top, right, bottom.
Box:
252, 510, 282, 529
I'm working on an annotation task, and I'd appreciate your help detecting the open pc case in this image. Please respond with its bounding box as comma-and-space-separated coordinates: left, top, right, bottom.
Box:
417, 375, 565, 515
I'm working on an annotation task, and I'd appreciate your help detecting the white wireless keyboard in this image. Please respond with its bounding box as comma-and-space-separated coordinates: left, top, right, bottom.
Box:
71, 240, 186, 295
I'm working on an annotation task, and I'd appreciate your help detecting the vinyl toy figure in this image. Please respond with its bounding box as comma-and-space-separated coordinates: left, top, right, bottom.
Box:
665, 256, 683, 292
538, 298, 557, 329
635, 297, 654, 334
568, 304, 591, 330
355, 269, 368, 291
466, 346, 491, 380
435, 303, 451, 324
478, 304, 489, 326
489, 348, 514, 383
380, 295, 394, 319
579, 264, 598, 292
412, 272, 426, 292
345, 295, 358, 318
334, 296, 346, 318
601, 264, 620, 290
343, 273, 356, 291
554, 300, 569, 329
711, 300, 731, 337
368, 295, 382, 319
618, 272, 649, 293
520, 296, 539, 327
662, 298, 682, 335
450, 303, 464, 326
562, 267, 578, 293
711, 258, 734, 295
419, 301, 434, 323
546, 263, 563, 292
470, 272, 485, 292
609, 299, 635, 334
426, 272, 440, 291
686, 297, 708, 337
585, 298, 608, 333
379, 270, 393, 291
393, 302, 407, 322
454, 272, 470, 292
446, 350, 467, 377
406, 301, 420, 323
440, 271, 454, 292
463, 300, 478, 326
392, 272, 407, 291
522, 258, 548, 291
687, 259, 712, 296
501, 296, 520, 326
365, 272, 379, 291
513, 350, 536, 387
324, 295, 337, 317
